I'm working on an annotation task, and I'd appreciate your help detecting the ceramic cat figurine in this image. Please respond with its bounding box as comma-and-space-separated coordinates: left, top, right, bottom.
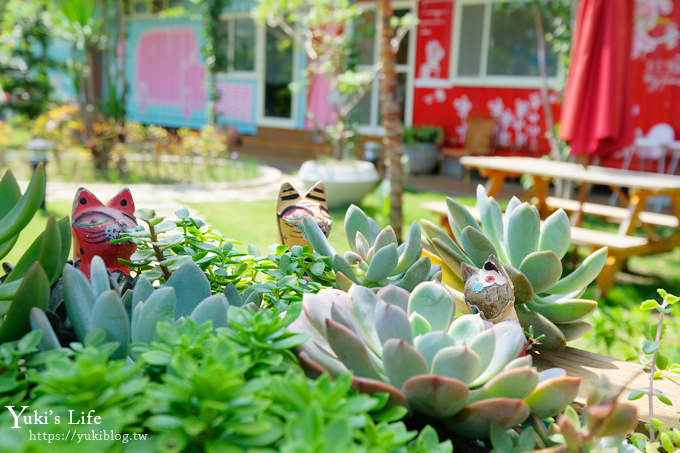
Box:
462, 254, 518, 323
72, 188, 137, 277
276, 181, 332, 248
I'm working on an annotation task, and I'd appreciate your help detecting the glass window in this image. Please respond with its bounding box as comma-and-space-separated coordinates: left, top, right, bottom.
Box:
395, 9, 410, 66
457, 4, 484, 76
355, 11, 377, 66
233, 18, 255, 71
487, 4, 558, 77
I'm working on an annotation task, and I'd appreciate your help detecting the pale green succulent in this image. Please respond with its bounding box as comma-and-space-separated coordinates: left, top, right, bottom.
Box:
421, 185, 607, 349
302, 204, 434, 291
31, 258, 233, 358
290, 281, 580, 438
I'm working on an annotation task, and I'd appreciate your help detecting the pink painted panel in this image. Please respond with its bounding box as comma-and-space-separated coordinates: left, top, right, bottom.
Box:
215, 82, 255, 122
134, 27, 206, 117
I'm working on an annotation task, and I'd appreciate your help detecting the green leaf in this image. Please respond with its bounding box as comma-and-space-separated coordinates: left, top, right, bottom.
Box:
29, 307, 61, 351
489, 422, 513, 453
0, 263, 50, 342
460, 226, 497, 268
519, 250, 562, 293
408, 282, 454, 332
642, 340, 660, 355
382, 339, 428, 389
365, 243, 398, 282
62, 264, 95, 341
446, 196, 480, 243
90, 290, 129, 359
548, 247, 608, 295
539, 209, 571, 259
640, 299, 659, 311
505, 203, 540, 267
0, 164, 45, 245
165, 260, 211, 317
656, 393, 672, 406
344, 204, 381, 245
394, 221, 423, 274
476, 186, 505, 259
628, 390, 645, 401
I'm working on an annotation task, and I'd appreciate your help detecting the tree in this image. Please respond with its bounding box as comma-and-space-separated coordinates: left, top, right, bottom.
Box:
253, 0, 414, 161
378, 0, 404, 238
0, 0, 54, 119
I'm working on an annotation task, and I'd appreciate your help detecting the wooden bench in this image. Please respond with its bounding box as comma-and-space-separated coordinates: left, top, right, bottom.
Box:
544, 196, 679, 229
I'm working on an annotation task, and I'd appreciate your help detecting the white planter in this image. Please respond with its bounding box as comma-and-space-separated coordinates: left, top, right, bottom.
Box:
299, 159, 379, 209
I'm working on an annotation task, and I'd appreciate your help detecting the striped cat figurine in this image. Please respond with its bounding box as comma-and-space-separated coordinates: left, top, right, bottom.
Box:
276, 182, 332, 248
72, 188, 138, 277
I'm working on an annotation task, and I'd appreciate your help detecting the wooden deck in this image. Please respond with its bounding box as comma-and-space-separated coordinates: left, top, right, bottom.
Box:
533, 347, 680, 427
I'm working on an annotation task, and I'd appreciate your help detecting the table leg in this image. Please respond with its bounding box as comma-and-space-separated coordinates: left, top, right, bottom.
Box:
573, 182, 590, 227
618, 191, 649, 236
531, 176, 550, 218
483, 171, 507, 198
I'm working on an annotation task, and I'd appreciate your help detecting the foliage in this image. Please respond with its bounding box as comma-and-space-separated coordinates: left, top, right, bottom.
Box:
119, 208, 335, 305
0, 166, 71, 342
291, 281, 580, 437
541, 376, 638, 452
0, 0, 54, 118
402, 126, 444, 146
422, 185, 605, 349
303, 204, 434, 291
627, 289, 680, 445
0, 331, 55, 408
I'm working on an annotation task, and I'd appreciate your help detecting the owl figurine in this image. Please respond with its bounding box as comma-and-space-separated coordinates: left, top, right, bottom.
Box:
461, 255, 518, 323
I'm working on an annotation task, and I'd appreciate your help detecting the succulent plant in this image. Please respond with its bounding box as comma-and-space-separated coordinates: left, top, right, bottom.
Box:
290, 281, 580, 438
0, 165, 72, 342
31, 258, 233, 358
302, 204, 435, 291
421, 185, 607, 349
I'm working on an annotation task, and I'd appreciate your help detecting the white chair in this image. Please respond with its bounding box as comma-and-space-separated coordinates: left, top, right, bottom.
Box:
633, 123, 674, 173
611, 123, 675, 209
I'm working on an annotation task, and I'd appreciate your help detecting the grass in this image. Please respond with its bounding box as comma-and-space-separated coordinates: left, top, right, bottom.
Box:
2, 202, 72, 265
187, 189, 446, 254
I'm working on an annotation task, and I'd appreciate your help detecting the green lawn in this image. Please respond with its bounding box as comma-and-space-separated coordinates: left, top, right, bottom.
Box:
187, 190, 448, 255
3, 202, 72, 265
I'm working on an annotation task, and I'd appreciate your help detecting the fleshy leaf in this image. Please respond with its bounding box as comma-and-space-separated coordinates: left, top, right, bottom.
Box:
382, 339, 428, 389
431, 345, 482, 384
408, 282, 454, 332
519, 251, 562, 293
505, 203, 540, 267
549, 247, 608, 295
376, 301, 413, 345
403, 375, 469, 418
539, 209, 571, 259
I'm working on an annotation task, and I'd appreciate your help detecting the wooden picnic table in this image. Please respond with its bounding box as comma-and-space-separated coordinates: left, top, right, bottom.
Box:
425, 156, 680, 292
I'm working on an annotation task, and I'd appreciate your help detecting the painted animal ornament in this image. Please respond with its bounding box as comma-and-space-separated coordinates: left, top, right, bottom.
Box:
72, 188, 137, 277
462, 255, 518, 323
276, 181, 332, 248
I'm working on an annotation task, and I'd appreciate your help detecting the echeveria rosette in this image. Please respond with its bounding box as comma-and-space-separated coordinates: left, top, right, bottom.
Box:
421, 185, 607, 350
301, 204, 436, 292
290, 281, 580, 438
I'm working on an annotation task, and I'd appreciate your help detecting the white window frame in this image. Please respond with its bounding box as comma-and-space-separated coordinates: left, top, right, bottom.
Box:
217, 13, 258, 79
450, 0, 564, 88
356, 0, 417, 136
256, 24, 301, 128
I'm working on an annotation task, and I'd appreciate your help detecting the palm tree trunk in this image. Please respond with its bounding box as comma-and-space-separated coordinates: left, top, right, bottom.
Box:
379, 0, 403, 239
118, 0, 128, 127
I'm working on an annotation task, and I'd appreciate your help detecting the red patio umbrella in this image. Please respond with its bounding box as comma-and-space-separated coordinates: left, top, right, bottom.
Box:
559, 0, 635, 160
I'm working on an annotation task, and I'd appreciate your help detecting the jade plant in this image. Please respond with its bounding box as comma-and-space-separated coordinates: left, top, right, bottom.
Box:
422, 185, 607, 349
30, 258, 233, 358
290, 281, 580, 438
0, 165, 71, 342
303, 205, 435, 291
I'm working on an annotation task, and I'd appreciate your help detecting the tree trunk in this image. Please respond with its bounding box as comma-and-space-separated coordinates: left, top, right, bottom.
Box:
118, 0, 128, 127
378, 0, 403, 239
533, 4, 560, 162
